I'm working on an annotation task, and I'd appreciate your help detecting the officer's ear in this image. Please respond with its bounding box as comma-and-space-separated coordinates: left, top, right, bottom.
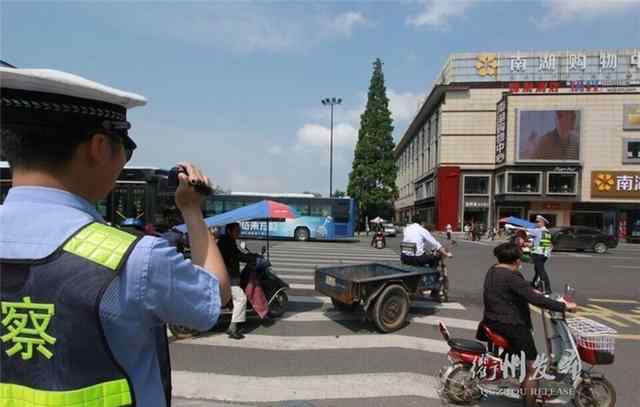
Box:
85, 133, 119, 166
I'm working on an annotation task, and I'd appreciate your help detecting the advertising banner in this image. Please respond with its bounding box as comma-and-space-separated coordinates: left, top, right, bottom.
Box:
517, 110, 580, 161
623, 104, 640, 130
591, 171, 640, 199
495, 97, 507, 164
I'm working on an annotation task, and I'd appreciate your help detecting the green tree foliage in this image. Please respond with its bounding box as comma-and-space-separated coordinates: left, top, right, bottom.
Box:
347, 58, 398, 228
333, 190, 346, 198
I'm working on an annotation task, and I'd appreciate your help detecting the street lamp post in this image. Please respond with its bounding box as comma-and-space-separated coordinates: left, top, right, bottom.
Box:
321, 97, 342, 198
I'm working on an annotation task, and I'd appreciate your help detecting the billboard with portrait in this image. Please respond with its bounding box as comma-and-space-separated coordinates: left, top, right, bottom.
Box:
517, 110, 580, 161
623, 104, 640, 130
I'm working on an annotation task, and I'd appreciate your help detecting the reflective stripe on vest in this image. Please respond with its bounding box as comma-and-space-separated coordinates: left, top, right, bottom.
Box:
1, 222, 139, 407
63, 223, 138, 271
1, 379, 132, 407
532, 230, 552, 256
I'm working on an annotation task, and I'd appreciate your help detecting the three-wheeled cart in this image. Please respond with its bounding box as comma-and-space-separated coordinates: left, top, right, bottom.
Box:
314, 262, 440, 333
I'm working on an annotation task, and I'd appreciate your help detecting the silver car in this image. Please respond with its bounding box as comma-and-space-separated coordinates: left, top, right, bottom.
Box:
382, 223, 397, 237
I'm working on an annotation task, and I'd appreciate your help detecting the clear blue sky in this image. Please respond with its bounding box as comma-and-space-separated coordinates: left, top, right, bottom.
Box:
3, 0, 639, 193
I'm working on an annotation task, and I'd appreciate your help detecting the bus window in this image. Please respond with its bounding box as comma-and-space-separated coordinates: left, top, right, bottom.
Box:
132, 185, 145, 219
225, 200, 244, 212
291, 204, 310, 216
205, 199, 224, 216
310, 204, 331, 217
331, 201, 350, 223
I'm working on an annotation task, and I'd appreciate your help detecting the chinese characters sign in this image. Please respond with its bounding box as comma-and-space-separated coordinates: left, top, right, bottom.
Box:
592, 171, 640, 199
1, 296, 56, 360
495, 97, 507, 164
453, 49, 640, 84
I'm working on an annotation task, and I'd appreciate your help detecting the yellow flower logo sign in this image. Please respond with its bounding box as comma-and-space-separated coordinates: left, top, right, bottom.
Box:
475, 53, 498, 77
594, 173, 615, 192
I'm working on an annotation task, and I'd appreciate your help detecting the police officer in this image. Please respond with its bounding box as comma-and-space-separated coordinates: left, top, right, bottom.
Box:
0, 65, 231, 406
527, 215, 553, 293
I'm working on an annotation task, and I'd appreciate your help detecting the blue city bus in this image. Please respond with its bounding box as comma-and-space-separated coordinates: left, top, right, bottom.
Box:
204, 193, 357, 241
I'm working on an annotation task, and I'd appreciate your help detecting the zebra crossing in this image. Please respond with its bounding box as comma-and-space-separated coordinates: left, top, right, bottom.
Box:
169, 241, 517, 406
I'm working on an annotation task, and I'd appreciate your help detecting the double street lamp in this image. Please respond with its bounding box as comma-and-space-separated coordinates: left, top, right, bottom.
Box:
321, 97, 342, 198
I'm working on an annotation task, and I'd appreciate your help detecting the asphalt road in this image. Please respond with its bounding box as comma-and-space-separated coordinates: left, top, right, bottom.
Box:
171, 235, 640, 407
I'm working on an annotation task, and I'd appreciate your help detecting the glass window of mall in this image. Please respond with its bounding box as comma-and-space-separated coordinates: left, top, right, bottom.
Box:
464, 175, 490, 195
507, 172, 541, 193
624, 139, 640, 163
547, 172, 577, 194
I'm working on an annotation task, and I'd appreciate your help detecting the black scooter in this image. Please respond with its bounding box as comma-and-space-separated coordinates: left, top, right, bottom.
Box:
169, 245, 289, 339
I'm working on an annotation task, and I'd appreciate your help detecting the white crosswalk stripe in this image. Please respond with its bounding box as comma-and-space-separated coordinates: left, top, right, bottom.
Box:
172, 240, 481, 406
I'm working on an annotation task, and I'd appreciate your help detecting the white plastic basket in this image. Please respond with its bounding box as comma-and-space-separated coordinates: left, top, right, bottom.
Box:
566, 317, 617, 354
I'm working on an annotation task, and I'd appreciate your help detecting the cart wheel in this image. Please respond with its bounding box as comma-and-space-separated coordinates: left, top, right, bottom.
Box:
268, 291, 288, 318
373, 284, 409, 333
168, 324, 199, 340
331, 297, 358, 312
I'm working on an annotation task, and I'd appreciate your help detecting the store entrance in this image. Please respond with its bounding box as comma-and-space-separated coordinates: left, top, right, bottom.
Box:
464, 208, 489, 235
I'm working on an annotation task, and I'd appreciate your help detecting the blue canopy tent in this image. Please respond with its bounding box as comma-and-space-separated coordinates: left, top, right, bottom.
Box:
174, 200, 298, 257
498, 216, 536, 229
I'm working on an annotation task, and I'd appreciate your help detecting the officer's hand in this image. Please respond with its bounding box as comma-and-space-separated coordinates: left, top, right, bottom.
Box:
175, 162, 211, 213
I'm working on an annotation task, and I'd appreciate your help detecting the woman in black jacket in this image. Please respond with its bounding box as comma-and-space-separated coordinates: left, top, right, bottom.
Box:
479, 242, 576, 407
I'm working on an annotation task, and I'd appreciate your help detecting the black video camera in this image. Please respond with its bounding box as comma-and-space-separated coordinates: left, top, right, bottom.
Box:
167, 166, 213, 196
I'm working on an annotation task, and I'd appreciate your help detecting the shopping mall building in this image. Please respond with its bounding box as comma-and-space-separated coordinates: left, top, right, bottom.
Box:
394, 48, 640, 242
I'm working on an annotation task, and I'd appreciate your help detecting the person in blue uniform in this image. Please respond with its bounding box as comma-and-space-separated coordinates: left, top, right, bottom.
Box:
0, 64, 230, 406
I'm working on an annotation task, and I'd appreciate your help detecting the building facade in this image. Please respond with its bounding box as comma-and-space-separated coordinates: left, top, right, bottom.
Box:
394, 49, 640, 242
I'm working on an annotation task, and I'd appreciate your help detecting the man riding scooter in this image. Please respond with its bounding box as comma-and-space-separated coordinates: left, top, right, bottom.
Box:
370, 223, 386, 249
400, 216, 451, 267
217, 222, 258, 339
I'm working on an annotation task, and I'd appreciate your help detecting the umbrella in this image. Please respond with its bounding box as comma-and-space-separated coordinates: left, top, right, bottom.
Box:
370, 217, 385, 224
174, 200, 298, 257
499, 216, 536, 229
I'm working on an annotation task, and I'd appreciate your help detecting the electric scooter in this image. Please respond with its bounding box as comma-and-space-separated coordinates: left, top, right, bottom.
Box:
437, 286, 616, 406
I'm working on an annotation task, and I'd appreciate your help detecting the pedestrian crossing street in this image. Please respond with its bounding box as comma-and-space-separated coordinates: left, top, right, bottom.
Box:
169, 241, 538, 406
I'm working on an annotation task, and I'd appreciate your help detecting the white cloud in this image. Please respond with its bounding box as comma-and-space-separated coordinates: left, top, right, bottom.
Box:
388, 89, 422, 122
99, 5, 368, 54
296, 123, 358, 149
320, 11, 368, 38
406, 0, 475, 28
535, 0, 640, 29
267, 145, 284, 155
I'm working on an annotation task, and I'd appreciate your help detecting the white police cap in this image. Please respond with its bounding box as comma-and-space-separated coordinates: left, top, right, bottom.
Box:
536, 215, 549, 224
0, 66, 146, 109
1, 65, 146, 136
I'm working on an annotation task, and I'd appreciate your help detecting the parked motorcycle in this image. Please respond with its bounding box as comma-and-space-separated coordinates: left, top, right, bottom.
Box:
436, 286, 616, 406
169, 246, 289, 339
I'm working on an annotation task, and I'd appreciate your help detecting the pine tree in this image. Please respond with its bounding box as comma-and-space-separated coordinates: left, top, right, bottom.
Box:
347, 58, 398, 229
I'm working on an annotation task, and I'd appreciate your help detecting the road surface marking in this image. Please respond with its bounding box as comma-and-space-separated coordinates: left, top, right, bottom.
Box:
185, 334, 450, 354
589, 298, 640, 304
615, 334, 640, 340
279, 274, 314, 280
611, 265, 640, 269
287, 295, 466, 310
277, 311, 478, 330
172, 371, 441, 402
289, 283, 316, 290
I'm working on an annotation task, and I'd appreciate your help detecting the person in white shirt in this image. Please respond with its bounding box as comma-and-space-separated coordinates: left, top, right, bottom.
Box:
445, 224, 453, 241
401, 216, 452, 267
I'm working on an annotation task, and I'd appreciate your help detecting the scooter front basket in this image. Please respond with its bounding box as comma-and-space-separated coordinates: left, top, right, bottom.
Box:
566, 317, 617, 365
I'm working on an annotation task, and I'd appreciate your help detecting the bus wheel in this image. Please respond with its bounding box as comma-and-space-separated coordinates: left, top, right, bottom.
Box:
294, 227, 310, 241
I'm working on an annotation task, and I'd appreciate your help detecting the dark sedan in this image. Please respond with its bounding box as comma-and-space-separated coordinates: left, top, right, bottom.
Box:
550, 226, 618, 254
